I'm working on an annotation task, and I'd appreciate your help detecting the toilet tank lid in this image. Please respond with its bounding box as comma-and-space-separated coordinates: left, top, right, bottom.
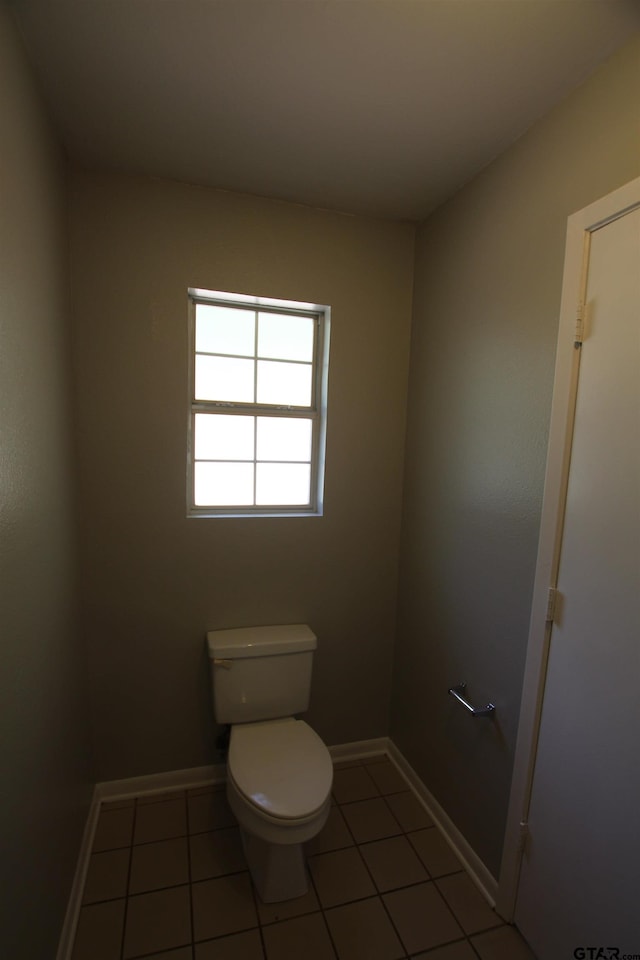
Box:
207, 624, 317, 659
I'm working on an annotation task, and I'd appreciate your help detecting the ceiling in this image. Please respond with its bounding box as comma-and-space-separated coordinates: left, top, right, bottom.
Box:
12, 0, 640, 221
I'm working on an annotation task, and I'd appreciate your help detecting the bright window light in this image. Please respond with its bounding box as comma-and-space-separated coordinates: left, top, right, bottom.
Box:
188, 289, 330, 517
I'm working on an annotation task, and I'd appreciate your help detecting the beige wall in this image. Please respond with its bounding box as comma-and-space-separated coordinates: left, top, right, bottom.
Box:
70, 171, 415, 780
0, 8, 93, 957
391, 34, 640, 880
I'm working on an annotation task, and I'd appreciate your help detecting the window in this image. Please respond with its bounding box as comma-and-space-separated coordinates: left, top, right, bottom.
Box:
188, 289, 330, 517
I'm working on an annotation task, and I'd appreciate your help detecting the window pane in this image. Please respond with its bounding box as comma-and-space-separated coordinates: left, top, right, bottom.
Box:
257, 417, 312, 462
195, 304, 255, 356
257, 360, 312, 406
256, 463, 311, 505
194, 462, 254, 506
195, 414, 254, 461
195, 355, 255, 402
258, 312, 314, 362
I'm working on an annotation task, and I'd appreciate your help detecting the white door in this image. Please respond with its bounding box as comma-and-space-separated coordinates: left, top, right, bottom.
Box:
514, 196, 640, 958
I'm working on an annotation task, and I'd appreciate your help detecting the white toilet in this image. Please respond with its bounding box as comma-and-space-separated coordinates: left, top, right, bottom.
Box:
207, 624, 333, 903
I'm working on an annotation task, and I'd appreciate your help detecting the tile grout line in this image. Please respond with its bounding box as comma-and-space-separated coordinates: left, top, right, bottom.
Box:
127, 944, 191, 958
431, 869, 508, 946
183, 792, 196, 960
468, 935, 485, 960
385, 812, 496, 960
414, 935, 476, 958
428, 876, 476, 952
305, 852, 340, 960
119, 799, 138, 960
333, 786, 411, 959
246, 848, 268, 960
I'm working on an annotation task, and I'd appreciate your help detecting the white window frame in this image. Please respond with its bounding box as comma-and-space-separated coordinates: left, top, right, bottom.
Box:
187, 288, 330, 518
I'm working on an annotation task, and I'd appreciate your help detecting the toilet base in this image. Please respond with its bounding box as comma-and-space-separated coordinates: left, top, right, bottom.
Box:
240, 827, 308, 903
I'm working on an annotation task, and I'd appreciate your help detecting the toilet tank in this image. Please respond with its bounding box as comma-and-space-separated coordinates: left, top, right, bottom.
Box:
207, 624, 317, 724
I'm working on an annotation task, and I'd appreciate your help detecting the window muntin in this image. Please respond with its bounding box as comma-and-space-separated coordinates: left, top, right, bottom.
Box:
188, 290, 329, 517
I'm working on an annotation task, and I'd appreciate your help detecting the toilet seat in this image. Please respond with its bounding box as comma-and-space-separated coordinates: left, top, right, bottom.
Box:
228, 718, 333, 821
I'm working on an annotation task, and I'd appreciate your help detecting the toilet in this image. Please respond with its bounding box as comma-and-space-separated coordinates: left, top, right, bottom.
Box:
207, 624, 333, 902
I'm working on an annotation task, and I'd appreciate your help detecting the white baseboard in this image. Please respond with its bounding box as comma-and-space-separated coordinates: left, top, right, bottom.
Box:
329, 736, 390, 763
55, 786, 101, 960
95, 763, 227, 803
387, 741, 498, 906
94, 739, 393, 806
95, 739, 390, 805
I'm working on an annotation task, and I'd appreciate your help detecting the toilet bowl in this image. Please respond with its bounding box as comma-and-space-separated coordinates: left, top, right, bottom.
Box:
207, 624, 333, 902
225, 717, 332, 901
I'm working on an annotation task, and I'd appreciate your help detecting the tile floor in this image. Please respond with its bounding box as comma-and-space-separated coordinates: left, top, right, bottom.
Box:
71, 756, 536, 960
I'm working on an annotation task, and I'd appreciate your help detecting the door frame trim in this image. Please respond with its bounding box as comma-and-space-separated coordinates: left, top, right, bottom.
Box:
495, 176, 640, 920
